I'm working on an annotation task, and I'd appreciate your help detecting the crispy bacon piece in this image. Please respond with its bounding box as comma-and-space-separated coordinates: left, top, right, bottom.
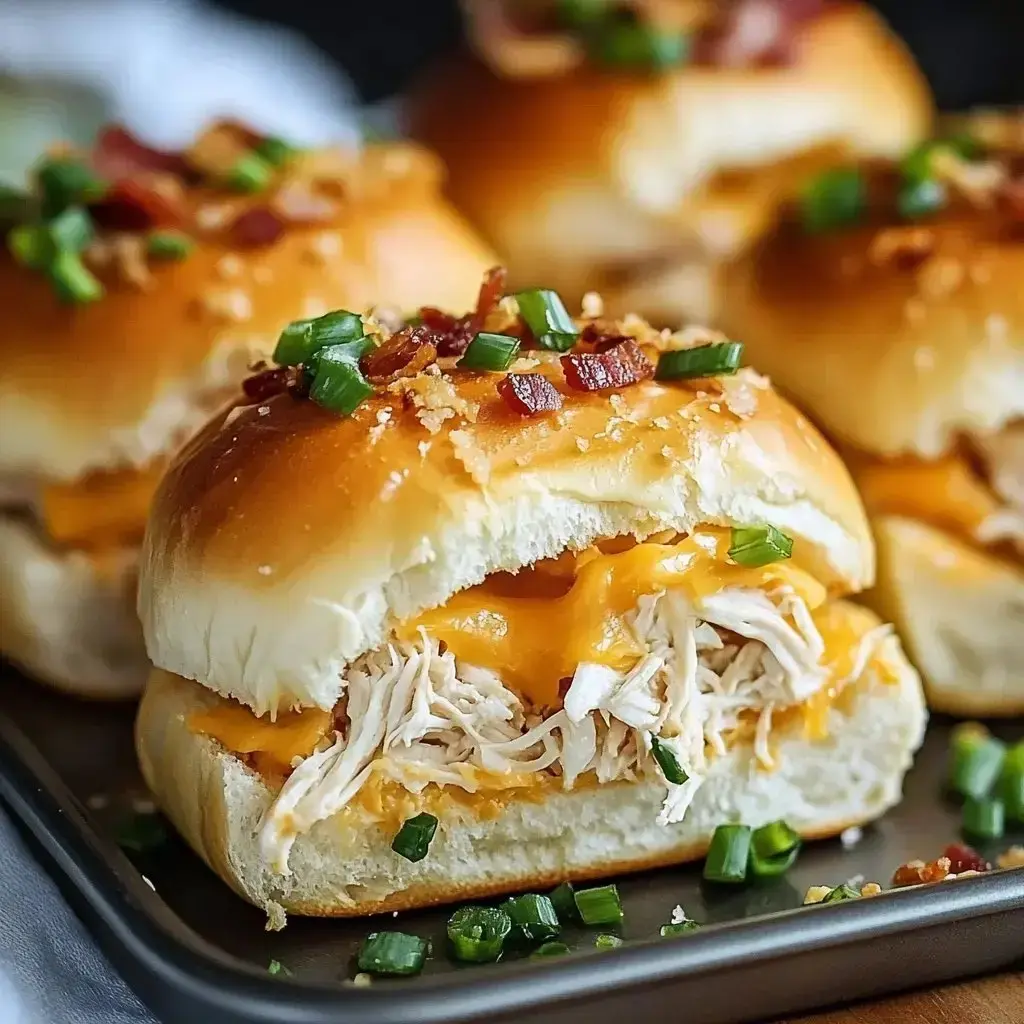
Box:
891, 856, 952, 888
560, 338, 654, 392
91, 125, 190, 181
419, 266, 509, 356
942, 844, 991, 874
695, 0, 827, 68
362, 325, 440, 383
242, 365, 303, 403
230, 207, 286, 247
998, 175, 1024, 233
497, 372, 563, 415
89, 176, 185, 231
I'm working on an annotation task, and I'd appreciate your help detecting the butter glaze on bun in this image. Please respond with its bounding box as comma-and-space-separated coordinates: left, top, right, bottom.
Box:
409, 3, 931, 316
140, 346, 872, 716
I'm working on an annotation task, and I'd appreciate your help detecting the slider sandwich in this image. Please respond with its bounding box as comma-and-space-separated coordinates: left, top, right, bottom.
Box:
0, 124, 497, 697
409, 0, 931, 324
718, 120, 1024, 714
136, 273, 926, 916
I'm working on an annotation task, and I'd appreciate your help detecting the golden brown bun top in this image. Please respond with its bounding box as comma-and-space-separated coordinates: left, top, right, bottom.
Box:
0, 142, 498, 482
719, 163, 1024, 458
408, 4, 932, 304
139, 304, 872, 711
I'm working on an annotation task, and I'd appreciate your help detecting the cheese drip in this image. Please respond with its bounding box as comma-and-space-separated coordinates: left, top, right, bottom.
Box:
404, 530, 825, 707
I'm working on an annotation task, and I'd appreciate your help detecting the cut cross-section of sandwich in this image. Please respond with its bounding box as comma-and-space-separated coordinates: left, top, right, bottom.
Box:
136, 285, 926, 916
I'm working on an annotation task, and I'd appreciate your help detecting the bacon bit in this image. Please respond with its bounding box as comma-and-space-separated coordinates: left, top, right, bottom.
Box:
560, 339, 654, 392
362, 325, 440, 384
942, 844, 991, 874
998, 176, 1024, 231
420, 266, 509, 356
91, 125, 191, 180
230, 207, 286, 247
497, 373, 563, 415
891, 856, 952, 888
89, 176, 186, 231
242, 365, 304, 403
869, 226, 936, 269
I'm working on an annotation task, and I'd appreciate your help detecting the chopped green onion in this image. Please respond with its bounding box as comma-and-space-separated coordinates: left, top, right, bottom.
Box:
556, 0, 607, 28
500, 894, 561, 944
147, 230, 194, 260
273, 309, 364, 366
255, 136, 297, 167
8, 224, 51, 269
660, 921, 700, 937
594, 933, 623, 949
47, 206, 94, 253
514, 288, 578, 352
114, 812, 167, 853
0, 184, 37, 223
446, 906, 511, 963
897, 179, 947, 220
800, 168, 866, 233
949, 725, 1005, 800
48, 250, 104, 305
549, 881, 579, 924
650, 735, 688, 785
751, 820, 801, 860
821, 884, 861, 903
267, 959, 292, 976
654, 341, 743, 381
900, 136, 978, 185
391, 812, 438, 863
703, 824, 751, 884
36, 158, 107, 217
573, 884, 623, 926
588, 23, 690, 70
309, 342, 376, 415
749, 845, 800, 878
9, 207, 94, 269
531, 941, 570, 959
962, 796, 1005, 840
1000, 742, 1024, 823
459, 332, 521, 372
356, 932, 428, 977
728, 525, 794, 568
226, 153, 274, 193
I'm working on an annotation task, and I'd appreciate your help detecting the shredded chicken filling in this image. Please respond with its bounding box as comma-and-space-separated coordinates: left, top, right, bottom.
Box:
259, 584, 891, 874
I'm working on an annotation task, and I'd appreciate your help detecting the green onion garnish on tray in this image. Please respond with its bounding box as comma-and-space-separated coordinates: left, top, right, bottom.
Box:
1001, 742, 1024, 823
391, 812, 438, 863
549, 881, 579, 924
654, 341, 743, 381
459, 332, 521, 371
728, 525, 794, 568
267, 959, 292, 977
660, 921, 700, 937
573, 884, 623, 926
357, 932, 428, 977
594, 933, 623, 949
800, 168, 866, 233
273, 309, 365, 367
514, 288, 578, 352
531, 941, 570, 959
703, 824, 752, 884
749, 820, 802, 878
114, 812, 168, 854
820, 884, 861, 904
446, 906, 511, 963
962, 796, 1005, 840
948, 725, 1005, 800
501, 893, 561, 944
650, 735, 688, 785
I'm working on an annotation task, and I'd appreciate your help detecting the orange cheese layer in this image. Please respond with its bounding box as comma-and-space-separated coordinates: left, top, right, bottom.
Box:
404, 529, 826, 708
854, 455, 1001, 542
41, 464, 165, 550
189, 702, 333, 776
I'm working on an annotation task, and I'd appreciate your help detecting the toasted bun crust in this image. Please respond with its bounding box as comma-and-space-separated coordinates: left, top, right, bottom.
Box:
867, 516, 1024, 716
0, 516, 146, 698
408, 5, 931, 310
140, 360, 873, 714
135, 605, 926, 917
718, 209, 1024, 459
0, 144, 497, 483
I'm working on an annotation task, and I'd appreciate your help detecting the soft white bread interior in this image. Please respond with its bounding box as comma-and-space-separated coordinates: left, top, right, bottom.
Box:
0, 516, 146, 698
140, 361, 873, 716
869, 516, 1024, 717
136, 611, 926, 917
409, 4, 931, 312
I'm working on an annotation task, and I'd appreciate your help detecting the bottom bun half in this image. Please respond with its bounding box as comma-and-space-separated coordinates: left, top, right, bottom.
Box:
870, 516, 1024, 717
136, 628, 926, 918
0, 516, 148, 698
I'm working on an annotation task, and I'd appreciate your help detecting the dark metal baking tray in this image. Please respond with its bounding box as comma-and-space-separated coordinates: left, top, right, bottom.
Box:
1, 668, 1022, 1024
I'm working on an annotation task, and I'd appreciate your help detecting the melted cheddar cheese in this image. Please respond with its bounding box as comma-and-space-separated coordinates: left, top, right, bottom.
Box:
854, 455, 1000, 542
403, 530, 826, 707
188, 702, 332, 775
41, 464, 165, 550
